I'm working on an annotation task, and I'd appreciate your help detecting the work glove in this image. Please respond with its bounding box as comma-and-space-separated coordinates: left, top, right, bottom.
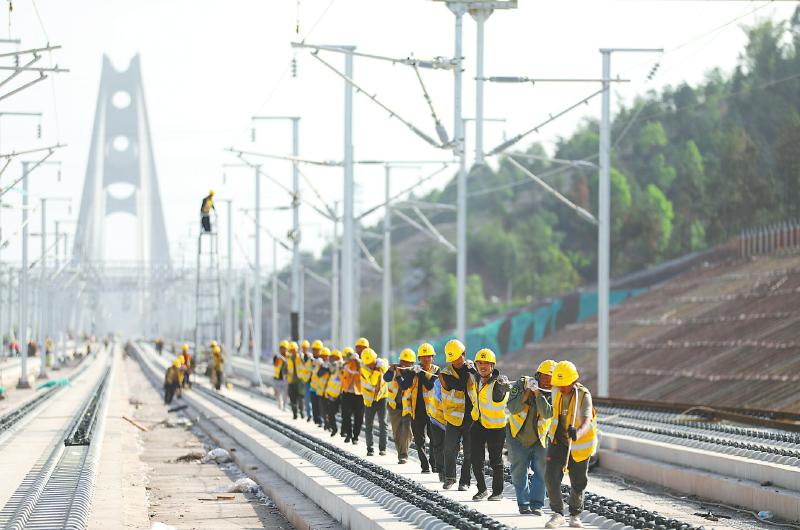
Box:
497, 374, 509, 386
465, 359, 475, 370
351, 352, 360, 363
568, 426, 578, 441
413, 365, 421, 374
376, 358, 388, 369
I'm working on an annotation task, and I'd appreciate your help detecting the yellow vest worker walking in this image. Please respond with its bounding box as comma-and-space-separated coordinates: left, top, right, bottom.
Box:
438, 339, 477, 491
323, 349, 344, 436
384, 348, 416, 463
360, 347, 388, 456
200, 190, 215, 232
286, 342, 305, 419
544, 361, 597, 529
163, 359, 181, 404
467, 348, 511, 501
339, 346, 363, 443
506, 360, 554, 514
210, 344, 224, 390
273, 340, 289, 411
403, 343, 440, 473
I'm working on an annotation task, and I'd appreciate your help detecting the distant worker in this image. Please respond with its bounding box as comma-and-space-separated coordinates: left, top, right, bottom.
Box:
164, 359, 182, 404
155, 337, 164, 356
439, 339, 476, 490
407, 343, 440, 473
544, 361, 597, 529
273, 341, 288, 411
324, 349, 343, 436
467, 348, 511, 501
359, 347, 388, 456
384, 348, 415, 464
45, 337, 54, 368
300, 340, 314, 421
286, 342, 305, 419
210, 344, 224, 390
181, 344, 193, 388
308, 340, 326, 426
339, 346, 363, 444
507, 360, 554, 515
201, 189, 216, 232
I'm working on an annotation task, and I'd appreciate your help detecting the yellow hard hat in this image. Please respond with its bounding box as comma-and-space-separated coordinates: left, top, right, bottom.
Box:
280, 340, 289, 350
537, 359, 557, 375
301, 339, 310, 349
212, 345, 221, 354
444, 339, 465, 363
210, 340, 218, 348
181, 343, 189, 352
330, 349, 342, 360
209, 189, 215, 196
360, 348, 377, 365
355, 337, 370, 348
475, 348, 496, 364
399, 348, 416, 363
552, 361, 579, 386
175, 356, 184, 365
321, 347, 331, 357
342, 346, 354, 358
173, 359, 181, 367
312, 339, 324, 350
417, 343, 435, 358
288, 341, 298, 352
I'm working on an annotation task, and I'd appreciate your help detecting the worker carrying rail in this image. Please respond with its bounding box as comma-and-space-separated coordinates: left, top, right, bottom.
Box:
286, 341, 305, 419
323, 349, 344, 436
506, 359, 554, 515
273, 341, 289, 411
544, 361, 597, 529
384, 348, 416, 464
404, 343, 440, 472
438, 339, 476, 491
200, 189, 215, 232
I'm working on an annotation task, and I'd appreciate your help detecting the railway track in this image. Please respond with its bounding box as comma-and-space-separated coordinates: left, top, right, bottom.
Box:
0, 351, 113, 530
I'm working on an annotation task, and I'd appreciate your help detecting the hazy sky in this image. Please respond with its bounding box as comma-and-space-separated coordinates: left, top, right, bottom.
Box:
0, 0, 795, 270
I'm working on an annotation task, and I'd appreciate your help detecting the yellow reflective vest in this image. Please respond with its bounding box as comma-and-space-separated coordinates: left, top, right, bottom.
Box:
507, 389, 552, 447
548, 383, 597, 462
360, 364, 388, 407
468, 377, 509, 429
387, 376, 400, 410
311, 361, 330, 396
402, 365, 439, 419
325, 364, 342, 399
297, 356, 312, 383
439, 364, 472, 427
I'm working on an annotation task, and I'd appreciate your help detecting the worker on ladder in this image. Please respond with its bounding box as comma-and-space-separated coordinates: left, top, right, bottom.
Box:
201, 189, 216, 232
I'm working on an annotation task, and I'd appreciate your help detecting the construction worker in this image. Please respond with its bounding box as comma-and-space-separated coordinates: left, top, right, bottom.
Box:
405, 343, 440, 472
286, 342, 305, 419
467, 348, 511, 501
544, 361, 597, 529
315, 346, 332, 429
507, 359, 555, 515
181, 344, 193, 389
384, 348, 415, 463
309, 340, 326, 426
164, 359, 182, 404
210, 344, 224, 390
430, 376, 448, 482
359, 347, 388, 456
439, 339, 476, 490
155, 337, 164, 356
324, 349, 343, 436
339, 346, 363, 443
173, 355, 185, 397
200, 189, 215, 232
45, 337, 53, 368
273, 341, 289, 411
296, 340, 312, 415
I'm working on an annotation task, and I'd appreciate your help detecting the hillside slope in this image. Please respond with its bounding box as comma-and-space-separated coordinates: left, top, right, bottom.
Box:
498, 254, 800, 412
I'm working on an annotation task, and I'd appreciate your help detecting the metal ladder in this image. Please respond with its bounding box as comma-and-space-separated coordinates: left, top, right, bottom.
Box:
194, 229, 223, 363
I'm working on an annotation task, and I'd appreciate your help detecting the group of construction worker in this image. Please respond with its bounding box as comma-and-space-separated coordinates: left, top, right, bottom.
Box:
163, 340, 225, 403
273, 336, 596, 528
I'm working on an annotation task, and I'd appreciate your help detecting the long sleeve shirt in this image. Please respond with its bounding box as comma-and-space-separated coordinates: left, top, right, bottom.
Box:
439, 363, 476, 418
506, 376, 553, 448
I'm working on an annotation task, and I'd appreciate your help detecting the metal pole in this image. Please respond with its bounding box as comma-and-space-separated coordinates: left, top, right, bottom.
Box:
473, 8, 489, 166
253, 165, 263, 386
299, 267, 305, 340
225, 199, 233, 375
18, 162, 30, 388
272, 238, 278, 353
38, 199, 47, 379
290, 118, 301, 342
451, 4, 467, 342
331, 206, 339, 346
341, 47, 355, 347
382, 166, 391, 356
597, 50, 611, 398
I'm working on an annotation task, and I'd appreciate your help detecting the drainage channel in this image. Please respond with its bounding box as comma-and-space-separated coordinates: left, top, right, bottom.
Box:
0, 358, 112, 530
223, 361, 705, 530
0, 353, 95, 443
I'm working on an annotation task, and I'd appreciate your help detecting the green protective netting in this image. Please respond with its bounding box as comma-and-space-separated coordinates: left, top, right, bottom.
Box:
577, 289, 645, 322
